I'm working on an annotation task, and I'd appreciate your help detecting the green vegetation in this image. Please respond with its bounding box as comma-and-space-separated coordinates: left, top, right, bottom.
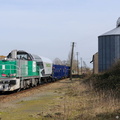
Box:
84, 61, 120, 99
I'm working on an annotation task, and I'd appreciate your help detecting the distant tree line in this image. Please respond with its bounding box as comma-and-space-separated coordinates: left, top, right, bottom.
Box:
53, 52, 91, 75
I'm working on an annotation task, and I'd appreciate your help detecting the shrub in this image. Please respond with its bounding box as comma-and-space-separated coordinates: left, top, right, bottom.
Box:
84, 61, 120, 99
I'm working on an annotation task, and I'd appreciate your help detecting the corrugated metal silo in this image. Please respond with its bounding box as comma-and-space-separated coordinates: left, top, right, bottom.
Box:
98, 18, 120, 72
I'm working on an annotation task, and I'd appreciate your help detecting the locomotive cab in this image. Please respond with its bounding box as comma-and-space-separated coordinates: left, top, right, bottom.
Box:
7, 50, 33, 61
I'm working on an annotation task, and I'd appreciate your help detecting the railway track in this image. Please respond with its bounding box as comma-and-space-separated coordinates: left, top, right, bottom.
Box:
0, 80, 63, 103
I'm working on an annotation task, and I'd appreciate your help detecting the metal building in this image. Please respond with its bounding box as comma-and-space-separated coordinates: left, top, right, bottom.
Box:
90, 52, 98, 74
98, 17, 120, 72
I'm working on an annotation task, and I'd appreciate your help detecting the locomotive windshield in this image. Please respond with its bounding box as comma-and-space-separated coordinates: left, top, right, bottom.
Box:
7, 50, 33, 60
17, 54, 28, 60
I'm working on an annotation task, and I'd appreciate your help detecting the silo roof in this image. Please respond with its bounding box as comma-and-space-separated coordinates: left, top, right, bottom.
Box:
99, 17, 120, 37
99, 26, 120, 37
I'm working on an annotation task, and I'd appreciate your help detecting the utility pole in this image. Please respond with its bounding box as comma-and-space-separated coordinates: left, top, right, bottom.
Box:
76, 52, 79, 75
70, 42, 75, 81
81, 57, 82, 75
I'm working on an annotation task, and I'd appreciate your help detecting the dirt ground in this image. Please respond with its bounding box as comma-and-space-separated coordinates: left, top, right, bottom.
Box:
0, 78, 120, 120
0, 78, 73, 120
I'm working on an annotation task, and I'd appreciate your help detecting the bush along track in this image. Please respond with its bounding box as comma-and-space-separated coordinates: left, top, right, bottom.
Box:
84, 61, 120, 99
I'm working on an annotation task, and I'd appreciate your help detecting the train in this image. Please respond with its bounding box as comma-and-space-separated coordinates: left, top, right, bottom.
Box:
0, 50, 70, 92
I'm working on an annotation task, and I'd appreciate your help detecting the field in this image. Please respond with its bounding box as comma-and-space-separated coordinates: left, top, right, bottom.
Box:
0, 78, 120, 120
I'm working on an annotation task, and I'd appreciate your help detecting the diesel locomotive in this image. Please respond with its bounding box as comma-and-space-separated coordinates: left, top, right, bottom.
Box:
0, 50, 70, 92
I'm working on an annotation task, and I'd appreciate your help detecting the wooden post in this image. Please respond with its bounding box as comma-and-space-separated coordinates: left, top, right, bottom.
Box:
70, 42, 75, 81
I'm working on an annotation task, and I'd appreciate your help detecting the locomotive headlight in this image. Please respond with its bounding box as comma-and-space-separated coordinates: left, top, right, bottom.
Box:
13, 74, 16, 76
10, 74, 16, 77
2, 74, 7, 77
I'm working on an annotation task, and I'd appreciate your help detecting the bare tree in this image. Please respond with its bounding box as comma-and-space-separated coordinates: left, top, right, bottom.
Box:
82, 61, 91, 74
83, 61, 87, 69
67, 51, 78, 74
53, 58, 62, 65
62, 60, 67, 65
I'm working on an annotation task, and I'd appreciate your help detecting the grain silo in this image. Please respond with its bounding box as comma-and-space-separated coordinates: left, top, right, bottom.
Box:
98, 17, 120, 72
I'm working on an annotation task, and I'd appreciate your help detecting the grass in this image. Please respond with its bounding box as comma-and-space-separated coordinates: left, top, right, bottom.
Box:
0, 71, 120, 120
80, 61, 120, 120
37, 78, 120, 120
86, 61, 120, 94
59, 79, 120, 120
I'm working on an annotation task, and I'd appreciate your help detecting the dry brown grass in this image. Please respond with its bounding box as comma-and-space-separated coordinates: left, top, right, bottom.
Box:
47, 78, 120, 120
0, 78, 119, 120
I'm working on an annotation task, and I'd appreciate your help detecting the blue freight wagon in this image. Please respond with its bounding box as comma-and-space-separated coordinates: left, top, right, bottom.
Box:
52, 65, 70, 80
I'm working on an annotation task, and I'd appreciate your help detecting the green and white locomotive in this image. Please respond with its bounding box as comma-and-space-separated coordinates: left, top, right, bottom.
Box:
0, 50, 52, 92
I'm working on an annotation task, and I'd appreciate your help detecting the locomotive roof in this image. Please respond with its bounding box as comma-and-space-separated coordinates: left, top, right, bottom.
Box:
40, 56, 52, 64
32, 54, 52, 64
7, 50, 52, 64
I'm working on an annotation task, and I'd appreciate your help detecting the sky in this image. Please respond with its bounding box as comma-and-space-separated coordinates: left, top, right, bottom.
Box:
0, 0, 120, 68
